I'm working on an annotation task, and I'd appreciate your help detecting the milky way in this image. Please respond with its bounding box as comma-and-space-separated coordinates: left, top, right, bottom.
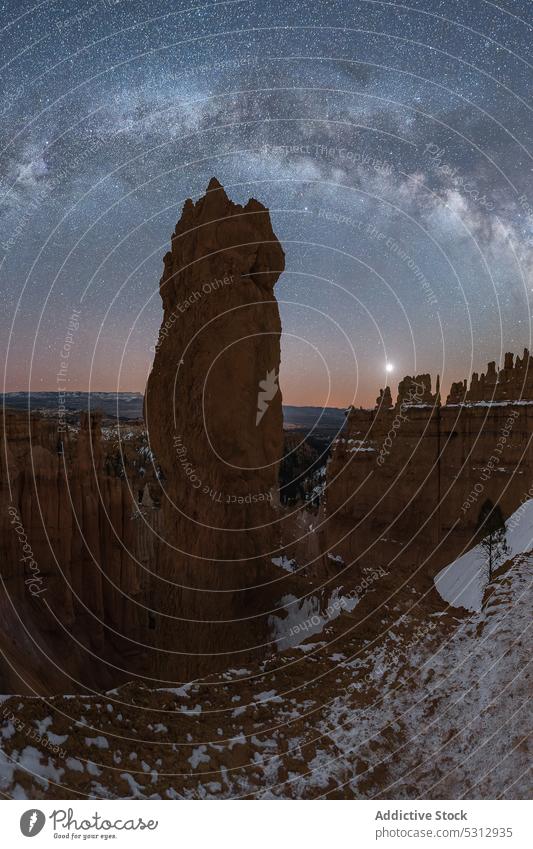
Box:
2, 0, 533, 406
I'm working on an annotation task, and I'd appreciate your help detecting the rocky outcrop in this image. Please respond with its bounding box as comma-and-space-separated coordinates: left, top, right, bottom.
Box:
447, 349, 533, 403
396, 373, 439, 406
144, 178, 286, 679
0, 411, 159, 693
325, 361, 533, 595
376, 386, 393, 411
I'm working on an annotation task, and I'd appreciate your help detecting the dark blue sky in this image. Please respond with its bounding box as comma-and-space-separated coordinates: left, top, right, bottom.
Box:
2, 0, 533, 405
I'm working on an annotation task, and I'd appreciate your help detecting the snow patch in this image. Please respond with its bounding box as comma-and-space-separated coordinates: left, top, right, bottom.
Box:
435, 499, 533, 611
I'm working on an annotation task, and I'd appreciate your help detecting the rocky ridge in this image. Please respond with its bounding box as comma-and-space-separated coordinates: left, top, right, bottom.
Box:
325, 359, 533, 597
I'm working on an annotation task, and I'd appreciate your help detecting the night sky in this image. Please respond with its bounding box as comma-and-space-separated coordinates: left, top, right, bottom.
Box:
1, 0, 533, 407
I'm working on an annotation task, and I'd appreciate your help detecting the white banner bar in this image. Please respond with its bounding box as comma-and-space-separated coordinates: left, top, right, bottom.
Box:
2, 799, 531, 847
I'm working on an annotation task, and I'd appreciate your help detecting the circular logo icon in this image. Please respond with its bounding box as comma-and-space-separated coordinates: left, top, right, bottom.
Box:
20, 809, 46, 837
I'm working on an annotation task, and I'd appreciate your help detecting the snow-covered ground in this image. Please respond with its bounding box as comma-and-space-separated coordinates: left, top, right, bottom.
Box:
1, 544, 530, 800
435, 498, 533, 611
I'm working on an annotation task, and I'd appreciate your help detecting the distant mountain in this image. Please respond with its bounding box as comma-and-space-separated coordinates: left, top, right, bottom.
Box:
282, 405, 347, 430
2, 391, 145, 419
1, 393, 348, 429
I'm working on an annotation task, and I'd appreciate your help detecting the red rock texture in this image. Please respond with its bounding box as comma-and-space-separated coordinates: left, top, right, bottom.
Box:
325, 365, 533, 594
144, 178, 286, 679
0, 411, 158, 693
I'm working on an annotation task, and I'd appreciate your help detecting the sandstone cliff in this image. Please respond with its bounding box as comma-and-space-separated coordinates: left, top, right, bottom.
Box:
0, 411, 159, 693
144, 178, 286, 678
325, 358, 533, 604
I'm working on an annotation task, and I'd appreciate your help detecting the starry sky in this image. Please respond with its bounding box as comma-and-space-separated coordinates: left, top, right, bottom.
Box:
1, 0, 533, 407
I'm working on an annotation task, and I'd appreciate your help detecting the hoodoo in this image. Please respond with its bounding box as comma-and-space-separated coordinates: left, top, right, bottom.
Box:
145, 178, 286, 678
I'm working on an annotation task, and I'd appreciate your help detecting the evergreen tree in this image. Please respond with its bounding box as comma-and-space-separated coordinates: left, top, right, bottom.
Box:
477, 499, 509, 580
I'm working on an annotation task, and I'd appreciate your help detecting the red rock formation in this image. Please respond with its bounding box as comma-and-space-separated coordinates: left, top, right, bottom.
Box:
144, 178, 286, 678
325, 361, 533, 598
375, 386, 393, 411
447, 349, 533, 403
447, 379, 468, 404
395, 373, 438, 406
0, 410, 158, 693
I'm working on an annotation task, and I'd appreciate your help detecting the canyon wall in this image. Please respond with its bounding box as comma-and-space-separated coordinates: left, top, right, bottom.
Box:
144, 178, 286, 679
0, 411, 159, 693
325, 355, 533, 592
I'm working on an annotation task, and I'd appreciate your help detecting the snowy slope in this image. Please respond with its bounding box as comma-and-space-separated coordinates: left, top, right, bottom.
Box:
1, 548, 530, 800
434, 499, 533, 611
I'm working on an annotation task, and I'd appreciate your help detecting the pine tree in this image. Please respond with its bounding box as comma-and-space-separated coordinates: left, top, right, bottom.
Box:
477, 499, 509, 580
